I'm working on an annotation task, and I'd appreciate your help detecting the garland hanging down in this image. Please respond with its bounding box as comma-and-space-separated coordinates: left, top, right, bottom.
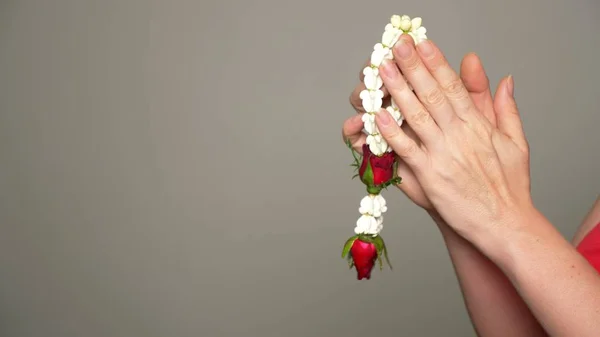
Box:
342, 15, 428, 280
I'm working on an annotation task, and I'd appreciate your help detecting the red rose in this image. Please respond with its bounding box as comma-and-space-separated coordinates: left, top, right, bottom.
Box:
359, 143, 395, 188
349, 239, 378, 280
342, 234, 391, 280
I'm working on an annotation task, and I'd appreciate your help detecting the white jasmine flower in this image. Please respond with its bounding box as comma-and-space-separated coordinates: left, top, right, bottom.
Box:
355, 214, 378, 234
386, 98, 404, 126
362, 67, 383, 90
367, 134, 388, 155
408, 17, 427, 44
369, 216, 384, 234
359, 89, 384, 113
355, 214, 384, 235
359, 195, 374, 215
374, 195, 387, 213
390, 15, 402, 28
371, 43, 391, 67
359, 194, 388, 217
362, 113, 376, 134
382, 27, 401, 47
399, 18, 412, 32
411, 17, 422, 29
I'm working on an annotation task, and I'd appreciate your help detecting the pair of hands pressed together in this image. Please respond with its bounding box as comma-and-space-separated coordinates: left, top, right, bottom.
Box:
344, 34, 532, 246
343, 34, 600, 337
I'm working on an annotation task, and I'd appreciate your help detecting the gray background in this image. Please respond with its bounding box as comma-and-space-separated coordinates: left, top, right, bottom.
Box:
1, 0, 599, 336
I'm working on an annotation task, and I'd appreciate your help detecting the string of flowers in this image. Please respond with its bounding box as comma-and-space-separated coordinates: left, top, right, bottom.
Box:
342, 14, 428, 280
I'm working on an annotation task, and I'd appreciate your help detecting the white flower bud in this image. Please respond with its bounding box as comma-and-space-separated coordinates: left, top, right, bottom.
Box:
363, 67, 382, 90
382, 28, 399, 47
399, 19, 412, 32
390, 15, 401, 28
370, 43, 390, 67
411, 17, 422, 29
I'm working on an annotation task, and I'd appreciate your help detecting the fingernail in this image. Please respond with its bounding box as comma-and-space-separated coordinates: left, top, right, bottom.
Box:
394, 38, 412, 59
507, 74, 514, 96
380, 59, 398, 78
376, 109, 392, 126
417, 40, 434, 58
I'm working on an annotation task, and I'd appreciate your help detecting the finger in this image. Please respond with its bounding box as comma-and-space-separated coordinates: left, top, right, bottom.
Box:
494, 76, 528, 152
460, 53, 496, 126
374, 108, 426, 166
401, 121, 420, 144
349, 84, 367, 113
379, 58, 442, 147
358, 58, 370, 81
415, 39, 482, 125
342, 114, 367, 152
391, 36, 456, 128
395, 160, 426, 199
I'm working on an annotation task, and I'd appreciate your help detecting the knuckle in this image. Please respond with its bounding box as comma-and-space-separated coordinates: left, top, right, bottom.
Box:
423, 87, 446, 108
400, 54, 420, 72
393, 137, 419, 159
442, 78, 468, 100
386, 76, 411, 93
471, 119, 492, 139
411, 108, 433, 127
403, 141, 420, 157
426, 53, 445, 71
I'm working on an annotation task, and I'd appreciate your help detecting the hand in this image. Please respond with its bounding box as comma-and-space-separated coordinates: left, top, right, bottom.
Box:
343, 47, 513, 214
372, 35, 532, 239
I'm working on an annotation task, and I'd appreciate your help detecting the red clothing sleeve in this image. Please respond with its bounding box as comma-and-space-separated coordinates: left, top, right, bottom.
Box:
576, 222, 600, 273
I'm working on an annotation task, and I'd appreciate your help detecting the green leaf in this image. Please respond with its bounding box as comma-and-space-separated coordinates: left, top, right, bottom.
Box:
357, 234, 375, 244
341, 235, 359, 259
347, 255, 354, 269
379, 235, 392, 269
361, 158, 374, 187
345, 138, 362, 173
372, 235, 384, 254
372, 235, 392, 270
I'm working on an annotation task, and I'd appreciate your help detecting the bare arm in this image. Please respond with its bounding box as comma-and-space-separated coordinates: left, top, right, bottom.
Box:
571, 195, 600, 246
429, 211, 547, 337
434, 196, 600, 336
468, 203, 600, 337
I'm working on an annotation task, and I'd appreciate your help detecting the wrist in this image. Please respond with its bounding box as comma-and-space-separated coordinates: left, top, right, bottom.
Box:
426, 209, 458, 239
465, 204, 554, 272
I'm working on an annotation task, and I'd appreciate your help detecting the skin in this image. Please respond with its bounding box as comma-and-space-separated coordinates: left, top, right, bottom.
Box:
343, 35, 600, 336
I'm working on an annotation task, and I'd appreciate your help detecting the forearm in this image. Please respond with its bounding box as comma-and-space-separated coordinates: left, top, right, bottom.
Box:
430, 211, 547, 336
473, 207, 600, 337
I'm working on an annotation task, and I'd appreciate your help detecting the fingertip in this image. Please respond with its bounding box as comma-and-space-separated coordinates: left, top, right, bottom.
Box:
506, 74, 514, 97
374, 109, 395, 130
493, 76, 512, 106
342, 114, 364, 137
461, 52, 482, 70
460, 53, 489, 93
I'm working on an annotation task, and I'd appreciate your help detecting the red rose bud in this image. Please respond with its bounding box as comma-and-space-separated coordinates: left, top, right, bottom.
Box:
350, 239, 378, 280
359, 143, 395, 192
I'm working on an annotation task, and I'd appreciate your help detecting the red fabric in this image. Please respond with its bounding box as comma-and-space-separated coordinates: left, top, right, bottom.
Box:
576, 222, 600, 273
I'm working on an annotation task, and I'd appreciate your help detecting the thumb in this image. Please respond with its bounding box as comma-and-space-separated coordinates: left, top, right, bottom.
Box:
494, 75, 528, 151
460, 53, 496, 126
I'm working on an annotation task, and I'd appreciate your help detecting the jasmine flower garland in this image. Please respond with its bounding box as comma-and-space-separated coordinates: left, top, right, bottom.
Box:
342, 15, 428, 280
